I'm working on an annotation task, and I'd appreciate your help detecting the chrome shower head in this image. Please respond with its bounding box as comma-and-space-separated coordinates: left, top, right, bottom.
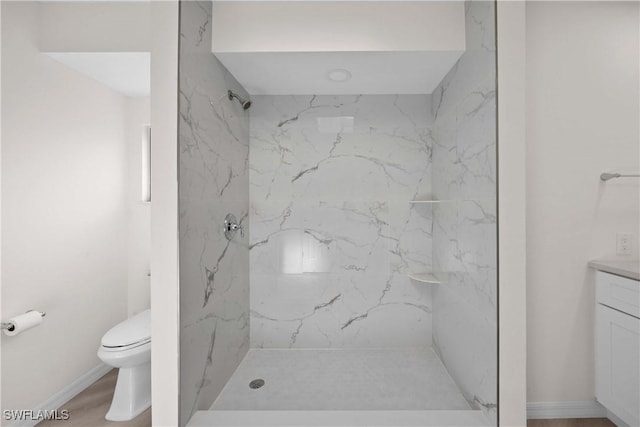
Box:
228, 90, 252, 110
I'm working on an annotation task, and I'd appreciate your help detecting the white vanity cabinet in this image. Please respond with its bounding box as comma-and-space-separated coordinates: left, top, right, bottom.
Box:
594, 270, 640, 427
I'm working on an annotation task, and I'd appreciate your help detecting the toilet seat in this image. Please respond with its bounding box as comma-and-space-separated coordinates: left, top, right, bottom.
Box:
100, 338, 151, 352
98, 337, 150, 366
101, 310, 150, 349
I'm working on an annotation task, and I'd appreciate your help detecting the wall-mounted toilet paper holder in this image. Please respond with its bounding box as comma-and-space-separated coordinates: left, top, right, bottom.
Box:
1, 310, 46, 332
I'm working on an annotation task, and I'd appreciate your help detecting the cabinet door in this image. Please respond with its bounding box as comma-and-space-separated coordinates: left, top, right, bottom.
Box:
595, 304, 640, 427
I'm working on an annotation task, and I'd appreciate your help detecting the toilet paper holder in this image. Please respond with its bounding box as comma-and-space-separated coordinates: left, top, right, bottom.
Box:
1, 310, 46, 332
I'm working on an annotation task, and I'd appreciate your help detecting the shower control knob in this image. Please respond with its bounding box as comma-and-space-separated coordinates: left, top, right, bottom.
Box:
223, 213, 244, 240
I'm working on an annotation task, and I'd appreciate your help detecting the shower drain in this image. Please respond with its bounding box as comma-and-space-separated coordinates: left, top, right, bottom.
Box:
249, 379, 265, 389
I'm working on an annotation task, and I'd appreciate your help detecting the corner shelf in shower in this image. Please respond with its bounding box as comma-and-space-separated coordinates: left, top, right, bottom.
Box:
409, 199, 457, 204
407, 272, 448, 284
410, 197, 497, 204
410, 196, 441, 204
410, 194, 441, 204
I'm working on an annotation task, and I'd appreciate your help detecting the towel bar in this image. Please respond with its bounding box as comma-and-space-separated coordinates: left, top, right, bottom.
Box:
600, 173, 640, 181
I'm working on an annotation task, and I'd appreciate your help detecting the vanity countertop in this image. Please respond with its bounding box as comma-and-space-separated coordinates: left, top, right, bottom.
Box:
589, 259, 640, 281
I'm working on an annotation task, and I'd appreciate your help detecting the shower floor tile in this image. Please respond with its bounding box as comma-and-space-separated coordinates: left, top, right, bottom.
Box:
211, 348, 471, 411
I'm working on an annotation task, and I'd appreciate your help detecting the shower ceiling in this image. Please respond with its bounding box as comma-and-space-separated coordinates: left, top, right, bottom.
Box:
212, 1, 466, 95
214, 51, 463, 95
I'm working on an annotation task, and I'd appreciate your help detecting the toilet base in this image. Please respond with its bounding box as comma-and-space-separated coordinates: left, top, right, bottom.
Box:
105, 361, 151, 421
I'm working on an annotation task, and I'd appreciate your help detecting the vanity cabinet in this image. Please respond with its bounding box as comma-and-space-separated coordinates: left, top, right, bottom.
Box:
595, 271, 640, 427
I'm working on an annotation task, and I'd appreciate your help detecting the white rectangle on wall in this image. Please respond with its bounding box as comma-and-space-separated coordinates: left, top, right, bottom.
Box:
142, 126, 151, 203
317, 116, 354, 133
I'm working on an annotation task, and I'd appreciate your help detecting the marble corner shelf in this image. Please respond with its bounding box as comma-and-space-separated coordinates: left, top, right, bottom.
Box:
407, 272, 448, 284
409, 198, 496, 204
410, 195, 441, 204
409, 199, 456, 204
410, 199, 443, 204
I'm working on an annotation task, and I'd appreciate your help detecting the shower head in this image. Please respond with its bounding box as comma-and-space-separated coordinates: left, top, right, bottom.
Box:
228, 90, 252, 110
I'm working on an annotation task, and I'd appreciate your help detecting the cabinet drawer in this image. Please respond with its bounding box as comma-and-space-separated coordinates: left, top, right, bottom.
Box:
596, 271, 640, 318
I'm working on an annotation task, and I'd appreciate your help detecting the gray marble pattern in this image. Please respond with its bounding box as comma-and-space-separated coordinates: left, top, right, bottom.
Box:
178, 1, 250, 425
177, 1, 498, 423
431, 1, 498, 421
249, 95, 435, 348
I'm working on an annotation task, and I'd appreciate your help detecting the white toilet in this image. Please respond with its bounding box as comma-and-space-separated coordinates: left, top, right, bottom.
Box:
97, 309, 151, 421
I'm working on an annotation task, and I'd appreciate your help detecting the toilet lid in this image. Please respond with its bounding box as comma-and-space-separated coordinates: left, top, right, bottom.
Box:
101, 309, 151, 348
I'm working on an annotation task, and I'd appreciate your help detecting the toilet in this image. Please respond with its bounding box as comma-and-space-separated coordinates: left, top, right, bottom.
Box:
97, 309, 151, 421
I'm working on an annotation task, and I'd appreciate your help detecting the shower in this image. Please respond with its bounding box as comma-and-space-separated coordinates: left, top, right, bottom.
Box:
228, 90, 252, 110
179, 1, 498, 426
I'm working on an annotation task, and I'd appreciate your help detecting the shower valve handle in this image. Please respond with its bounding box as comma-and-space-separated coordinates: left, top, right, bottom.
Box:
228, 222, 244, 237
223, 213, 244, 240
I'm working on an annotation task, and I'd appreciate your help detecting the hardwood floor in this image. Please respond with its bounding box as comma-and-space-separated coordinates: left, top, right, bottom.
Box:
37, 370, 151, 427
527, 419, 617, 427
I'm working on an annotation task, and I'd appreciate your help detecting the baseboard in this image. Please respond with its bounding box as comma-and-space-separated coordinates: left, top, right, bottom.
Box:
607, 410, 631, 427
527, 400, 607, 419
8, 364, 112, 427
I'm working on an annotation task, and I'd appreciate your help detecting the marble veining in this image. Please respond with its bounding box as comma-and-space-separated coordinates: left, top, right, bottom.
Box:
189, 325, 217, 417
179, 1, 250, 425
178, 0, 497, 422
431, 1, 498, 421
250, 95, 435, 348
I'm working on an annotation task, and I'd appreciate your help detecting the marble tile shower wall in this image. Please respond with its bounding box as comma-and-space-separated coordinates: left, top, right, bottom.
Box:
430, 0, 497, 419
178, 1, 250, 425
249, 95, 435, 348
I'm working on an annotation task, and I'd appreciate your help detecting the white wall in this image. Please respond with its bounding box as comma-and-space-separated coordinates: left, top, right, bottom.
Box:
1, 1, 129, 412
496, 1, 527, 425
526, 1, 640, 404
126, 97, 151, 317
39, 1, 150, 53
150, 1, 180, 425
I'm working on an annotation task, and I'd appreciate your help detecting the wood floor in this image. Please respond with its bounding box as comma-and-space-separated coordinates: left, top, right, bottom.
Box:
527, 419, 617, 427
37, 370, 151, 427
